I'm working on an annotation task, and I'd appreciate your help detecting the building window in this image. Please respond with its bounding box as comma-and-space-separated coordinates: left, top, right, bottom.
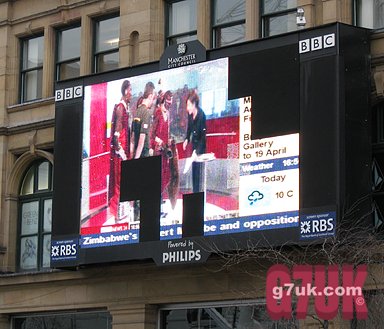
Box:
160, 302, 297, 328
261, 0, 297, 37
18, 160, 53, 271
355, 0, 384, 29
20, 35, 44, 103
13, 311, 112, 329
166, 0, 197, 45
94, 15, 120, 73
212, 0, 246, 48
56, 25, 81, 80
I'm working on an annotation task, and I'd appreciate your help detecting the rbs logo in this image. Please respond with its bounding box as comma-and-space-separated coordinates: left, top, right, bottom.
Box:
300, 213, 336, 239
51, 240, 78, 261
299, 33, 335, 54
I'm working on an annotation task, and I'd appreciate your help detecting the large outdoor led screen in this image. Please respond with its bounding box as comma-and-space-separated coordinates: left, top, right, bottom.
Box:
52, 24, 372, 268
80, 58, 300, 248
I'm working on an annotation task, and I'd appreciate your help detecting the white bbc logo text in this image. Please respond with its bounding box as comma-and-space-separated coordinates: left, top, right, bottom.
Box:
299, 33, 335, 54
55, 85, 83, 102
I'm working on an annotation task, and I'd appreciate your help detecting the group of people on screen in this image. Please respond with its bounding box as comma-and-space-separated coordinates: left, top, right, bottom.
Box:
108, 79, 207, 223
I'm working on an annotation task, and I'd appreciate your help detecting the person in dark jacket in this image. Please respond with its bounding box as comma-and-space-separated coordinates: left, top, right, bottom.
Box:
182, 90, 206, 193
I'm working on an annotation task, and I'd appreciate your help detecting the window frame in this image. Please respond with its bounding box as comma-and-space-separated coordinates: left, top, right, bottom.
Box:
354, 0, 384, 31
55, 24, 81, 81
12, 310, 112, 329
211, 0, 246, 48
93, 13, 120, 73
158, 300, 297, 329
260, 1, 298, 38
17, 160, 53, 272
19, 34, 44, 103
165, 0, 198, 46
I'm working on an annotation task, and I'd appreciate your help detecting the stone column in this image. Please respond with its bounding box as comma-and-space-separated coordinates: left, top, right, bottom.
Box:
0, 2, 18, 108
80, 14, 93, 76
322, 0, 339, 24
42, 25, 55, 99
149, 0, 165, 62
197, 0, 210, 48
298, 0, 316, 28
0, 315, 10, 329
110, 304, 157, 329
339, 0, 353, 24
245, 0, 259, 40
120, 0, 156, 66
374, 66, 384, 97
321, 0, 352, 24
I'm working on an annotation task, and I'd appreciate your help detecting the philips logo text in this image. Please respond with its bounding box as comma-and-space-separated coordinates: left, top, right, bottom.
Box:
162, 249, 201, 264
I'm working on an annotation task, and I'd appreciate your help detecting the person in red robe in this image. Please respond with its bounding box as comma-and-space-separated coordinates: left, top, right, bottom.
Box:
108, 79, 132, 222
150, 90, 173, 196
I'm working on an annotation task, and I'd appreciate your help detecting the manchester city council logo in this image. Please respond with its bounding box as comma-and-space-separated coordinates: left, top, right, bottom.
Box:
177, 43, 187, 55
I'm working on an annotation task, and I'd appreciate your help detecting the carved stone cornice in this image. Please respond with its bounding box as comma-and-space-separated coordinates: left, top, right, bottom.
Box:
0, 119, 55, 136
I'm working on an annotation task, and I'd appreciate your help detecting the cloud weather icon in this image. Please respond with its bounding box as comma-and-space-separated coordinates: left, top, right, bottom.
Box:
248, 190, 264, 205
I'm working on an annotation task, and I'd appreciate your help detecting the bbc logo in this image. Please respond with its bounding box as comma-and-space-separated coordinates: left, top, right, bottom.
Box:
55, 85, 83, 102
299, 33, 335, 54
